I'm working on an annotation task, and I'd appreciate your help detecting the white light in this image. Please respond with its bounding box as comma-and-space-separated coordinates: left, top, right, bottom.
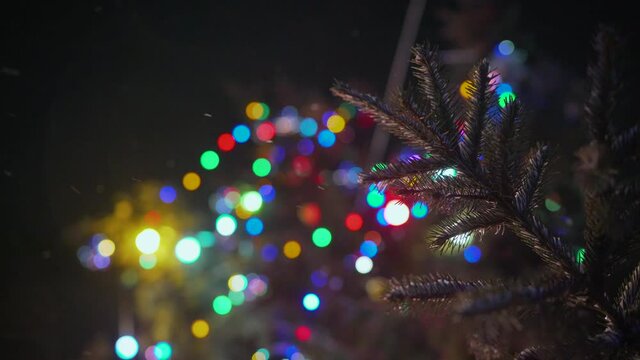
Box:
355, 256, 373, 274
135, 229, 160, 254
175, 237, 202, 264
383, 202, 410, 226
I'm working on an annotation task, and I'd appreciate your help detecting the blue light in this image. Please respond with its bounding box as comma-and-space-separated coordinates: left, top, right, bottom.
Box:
464, 245, 482, 263
215, 198, 232, 214
411, 202, 429, 218
310, 270, 328, 287
245, 217, 264, 236
300, 118, 318, 137
496, 83, 513, 95
360, 240, 378, 258
159, 186, 177, 204
271, 145, 286, 164
321, 111, 334, 126
376, 208, 388, 226
261, 244, 278, 262
497, 40, 515, 56
302, 293, 320, 311
258, 184, 276, 203
232, 124, 251, 143
317, 130, 336, 148
285, 345, 299, 358
281, 105, 298, 117
297, 138, 315, 156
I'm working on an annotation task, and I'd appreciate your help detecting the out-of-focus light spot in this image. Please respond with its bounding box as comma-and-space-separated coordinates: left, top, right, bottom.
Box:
312, 227, 332, 248
275, 115, 299, 135
297, 138, 315, 156
115, 335, 139, 359
283, 240, 302, 259
496, 83, 513, 95
300, 117, 318, 137
269, 145, 286, 164
144, 346, 157, 360
216, 214, 237, 236
383, 202, 410, 226
261, 244, 278, 262
245, 217, 264, 236
252, 348, 270, 360
114, 200, 133, 219
297, 203, 321, 227
364, 230, 382, 245
217, 133, 236, 152
154, 342, 172, 360
256, 122, 276, 142
317, 129, 336, 147
197, 231, 215, 247
228, 274, 248, 291
182, 172, 201, 191
365, 277, 387, 301
191, 319, 210, 339
248, 276, 268, 296
139, 254, 157, 269
337, 102, 357, 120
459, 80, 473, 99
97, 239, 115, 257
232, 124, 251, 143
246, 102, 270, 120
136, 229, 160, 254
360, 240, 378, 258
497, 40, 515, 56
212, 295, 232, 315
241, 191, 263, 212
295, 326, 312, 342
175, 237, 202, 264
345, 213, 363, 231
159, 186, 177, 204
576, 247, 586, 264
464, 245, 482, 263
200, 150, 220, 170
292, 156, 312, 177
93, 254, 111, 270
366, 186, 385, 208
121, 269, 138, 288
355, 256, 373, 274
310, 270, 328, 287
144, 210, 161, 226
302, 293, 320, 311
228, 290, 245, 305
376, 208, 388, 226
258, 184, 276, 203
327, 114, 346, 133
411, 202, 429, 218
252, 158, 272, 177
498, 92, 516, 108
545, 198, 561, 212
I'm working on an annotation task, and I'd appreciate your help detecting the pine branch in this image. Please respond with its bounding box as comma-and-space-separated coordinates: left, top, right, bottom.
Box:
386, 274, 487, 307
618, 262, 640, 317
514, 143, 550, 213
460, 60, 494, 167
359, 156, 450, 189
427, 210, 504, 252
514, 347, 549, 360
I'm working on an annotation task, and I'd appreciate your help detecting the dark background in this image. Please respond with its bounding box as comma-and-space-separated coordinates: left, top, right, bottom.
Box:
1, 0, 636, 358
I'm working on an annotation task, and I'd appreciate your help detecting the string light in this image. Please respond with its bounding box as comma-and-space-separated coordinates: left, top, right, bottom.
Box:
295, 326, 312, 342
497, 40, 515, 56
299, 117, 318, 137
159, 186, 177, 204
228, 274, 249, 291
366, 186, 385, 208
499, 92, 516, 108
97, 239, 115, 257
191, 320, 210, 339
182, 172, 201, 191
355, 256, 373, 274
383, 201, 410, 226
283, 240, 302, 259
344, 213, 363, 231
302, 293, 320, 311
200, 150, 220, 170
175, 237, 202, 264
312, 227, 332, 247
245, 217, 264, 236
246, 102, 270, 120
317, 129, 336, 147
252, 158, 272, 177
215, 214, 237, 236
139, 254, 157, 269
212, 295, 232, 315
326, 114, 346, 133
256, 122, 276, 142
217, 133, 236, 152
115, 336, 139, 360
459, 80, 473, 99
359, 240, 378, 258
154, 342, 172, 360
464, 245, 482, 263
136, 229, 160, 254
232, 124, 251, 143
411, 202, 429, 218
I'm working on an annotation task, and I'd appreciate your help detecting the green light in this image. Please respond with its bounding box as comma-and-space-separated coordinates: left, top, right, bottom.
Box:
115, 335, 139, 359
252, 158, 272, 177
258, 103, 270, 120
312, 227, 332, 248
241, 191, 263, 212
175, 237, 202, 264
576, 247, 586, 264
139, 254, 157, 269
545, 198, 561, 212
212, 295, 232, 315
200, 150, 220, 170
228, 290, 245, 306
499, 91, 516, 108
366, 189, 385, 208
154, 342, 172, 360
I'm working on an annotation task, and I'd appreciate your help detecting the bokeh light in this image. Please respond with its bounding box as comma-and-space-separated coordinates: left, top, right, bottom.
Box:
197, 231, 216, 247
200, 150, 220, 170
498, 92, 516, 108
217, 133, 236, 152
212, 295, 232, 315
311, 227, 332, 248
317, 129, 336, 147
360, 240, 378, 258
283, 240, 302, 259
298, 203, 321, 227
545, 198, 561, 212
232, 124, 251, 143
366, 186, 385, 208
302, 293, 320, 311
182, 172, 201, 191
216, 214, 238, 236
256, 122, 276, 142
299, 117, 318, 137
383, 201, 410, 226
159, 186, 177, 204
459, 80, 473, 99
295, 326, 312, 342
498, 40, 515, 56
355, 256, 373, 274
258, 184, 276, 203
576, 247, 586, 264
252, 348, 270, 360
376, 208, 388, 226
344, 213, 363, 231
241, 191, 263, 212
327, 114, 346, 133
97, 239, 115, 257
136, 228, 160, 254
411, 202, 429, 218
191, 319, 210, 339
154, 342, 172, 360
463, 245, 482, 263
175, 237, 202, 264
115, 335, 139, 360
496, 83, 513, 95
245, 217, 264, 236
246, 102, 270, 120
261, 244, 278, 262
252, 158, 272, 177
228, 274, 249, 291
139, 254, 157, 270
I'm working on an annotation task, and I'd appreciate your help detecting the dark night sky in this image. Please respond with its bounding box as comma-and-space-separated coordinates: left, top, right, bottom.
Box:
0, 0, 637, 358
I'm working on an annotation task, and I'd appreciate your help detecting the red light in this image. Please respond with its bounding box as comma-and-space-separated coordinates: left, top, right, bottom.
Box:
297, 203, 321, 227
144, 210, 161, 225
218, 133, 236, 152
345, 213, 363, 231
364, 230, 382, 245
356, 111, 374, 128
295, 325, 312, 342
292, 156, 312, 177
256, 122, 275, 142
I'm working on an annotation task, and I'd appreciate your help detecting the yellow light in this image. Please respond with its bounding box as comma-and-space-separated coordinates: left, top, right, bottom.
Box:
235, 205, 252, 220
327, 114, 346, 133
97, 239, 115, 257
182, 172, 201, 191
191, 319, 210, 339
246, 102, 263, 120
283, 240, 301, 259
135, 228, 161, 254
114, 200, 133, 220
459, 80, 473, 99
